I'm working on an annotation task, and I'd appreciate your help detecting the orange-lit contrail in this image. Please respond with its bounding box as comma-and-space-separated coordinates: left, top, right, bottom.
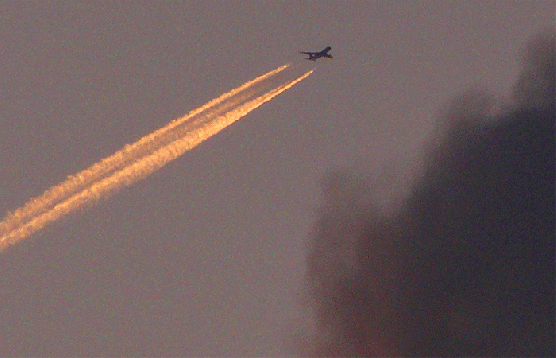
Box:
0, 67, 312, 251
0, 64, 289, 238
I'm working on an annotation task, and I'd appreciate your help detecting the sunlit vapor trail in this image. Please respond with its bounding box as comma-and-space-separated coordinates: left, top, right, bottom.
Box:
0, 64, 289, 238
0, 68, 312, 251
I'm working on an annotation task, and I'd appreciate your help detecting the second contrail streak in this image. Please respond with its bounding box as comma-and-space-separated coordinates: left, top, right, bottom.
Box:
0, 66, 312, 251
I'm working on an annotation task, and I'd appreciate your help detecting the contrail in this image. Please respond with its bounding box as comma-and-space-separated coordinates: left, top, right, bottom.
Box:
0, 64, 289, 237
0, 67, 312, 251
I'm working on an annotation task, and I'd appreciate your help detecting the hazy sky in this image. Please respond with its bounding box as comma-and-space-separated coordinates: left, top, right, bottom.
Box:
1, 1, 554, 356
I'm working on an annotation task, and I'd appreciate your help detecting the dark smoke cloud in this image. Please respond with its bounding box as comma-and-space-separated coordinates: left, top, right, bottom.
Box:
304, 32, 555, 357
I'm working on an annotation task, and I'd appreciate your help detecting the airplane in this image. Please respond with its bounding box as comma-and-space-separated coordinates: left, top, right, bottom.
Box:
299, 46, 333, 61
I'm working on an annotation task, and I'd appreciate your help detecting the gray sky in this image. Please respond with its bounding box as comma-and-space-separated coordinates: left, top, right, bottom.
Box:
1, 1, 554, 356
